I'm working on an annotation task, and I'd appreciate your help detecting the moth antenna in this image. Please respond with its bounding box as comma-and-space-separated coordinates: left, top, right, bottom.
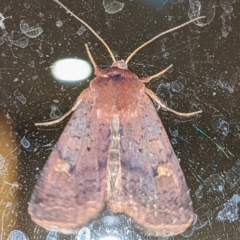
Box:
125, 16, 206, 64
53, 0, 116, 62
145, 88, 202, 117
35, 88, 89, 126
85, 43, 97, 70
140, 64, 173, 82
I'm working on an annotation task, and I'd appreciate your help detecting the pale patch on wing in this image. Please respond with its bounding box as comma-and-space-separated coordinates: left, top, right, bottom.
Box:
157, 163, 173, 177
157, 163, 180, 188
54, 158, 71, 173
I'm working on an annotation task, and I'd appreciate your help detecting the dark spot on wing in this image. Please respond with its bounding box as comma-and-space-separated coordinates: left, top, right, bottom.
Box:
110, 74, 123, 81
152, 167, 158, 177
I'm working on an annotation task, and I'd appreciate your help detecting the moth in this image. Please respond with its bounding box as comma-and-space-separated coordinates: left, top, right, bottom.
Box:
28, 0, 204, 237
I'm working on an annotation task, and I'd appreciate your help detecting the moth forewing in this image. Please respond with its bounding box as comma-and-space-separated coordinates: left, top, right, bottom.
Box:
107, 89, 194, 236
28, 88, 109, 234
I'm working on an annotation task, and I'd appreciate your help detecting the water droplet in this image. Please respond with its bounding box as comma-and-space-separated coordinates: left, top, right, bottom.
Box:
103, 0, 125, 14
7, 230, 29, 240
56, 20, 63, 28
46, 231, 58, 240
171, 138, 177, 145
77, 26, 86, 36
11, 37, 29, 48
50, 106, 62, 119
21, 136, 30, 149
171, 80, 184, 92
169, 129, 179, 137
195, 184, 203, 199
217, 194, 240, 222
29, 60, 35, 68
20, 20, 43, 38
14, 90, 26, 104
205, 173, 225, 192
76, 227, 91, 240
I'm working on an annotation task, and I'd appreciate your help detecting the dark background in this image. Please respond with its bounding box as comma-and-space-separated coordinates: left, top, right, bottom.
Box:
0, 0, 240, 239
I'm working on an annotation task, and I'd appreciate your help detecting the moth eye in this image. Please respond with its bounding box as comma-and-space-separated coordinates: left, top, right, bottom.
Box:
87, 146, 91, 151
138, 148, 142, 153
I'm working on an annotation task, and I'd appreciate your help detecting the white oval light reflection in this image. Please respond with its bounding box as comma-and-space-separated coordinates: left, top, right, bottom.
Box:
51, 58, 92, 82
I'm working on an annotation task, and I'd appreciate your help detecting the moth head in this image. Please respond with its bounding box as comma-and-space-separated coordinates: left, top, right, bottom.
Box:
111, 60, 128, 70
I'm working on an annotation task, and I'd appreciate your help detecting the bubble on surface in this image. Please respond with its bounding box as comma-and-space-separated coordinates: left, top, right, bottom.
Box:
0, 32, 7, 45
23, 3, 30, 9
77, 26, 86, 36
217, 194, 240, 222
195, 184, 203, 199
20, 20, 43, 38
14, 90, 26, 104
46, 231, 58, 240
224, 160, 240, 188
169, 129, 179, 137
188, 0, 216, 27
28, 60, 35, 68
7, 230, 29, 240
171, 80, 184, 92
171, 138, 177, 145
0, 13, 11, 31
195, 174, 225, 200
38, 12, 44, 18
192, 213, 209, 231
156, 83, 172, 102
217, 71, 235, 93
181, 225, 194, 237
211, 118, 229, 136
50, 106, 62, 119
11, 37, 29, 48
56, 20, 63, 28
76, 227, 91, 240
218, 70, 239, 93
20, 136, 30, 149
204, 173, 225, 192
102, 215, 121, 226
103, 0, 125, 14
220, 0, 235, 38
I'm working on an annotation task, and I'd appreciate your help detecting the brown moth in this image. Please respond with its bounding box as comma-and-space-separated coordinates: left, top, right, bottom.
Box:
28, 0, 204, 237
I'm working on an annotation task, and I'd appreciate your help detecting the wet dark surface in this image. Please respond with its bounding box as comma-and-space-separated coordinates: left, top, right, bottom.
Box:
0, 0, 240, 239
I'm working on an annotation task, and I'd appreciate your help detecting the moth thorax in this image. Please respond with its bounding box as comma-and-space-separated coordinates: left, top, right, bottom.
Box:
107, 118, 123, 206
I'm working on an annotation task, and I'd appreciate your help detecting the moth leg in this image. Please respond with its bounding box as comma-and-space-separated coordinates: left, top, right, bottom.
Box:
145, 88, 202, 117
35, 88, 90, 126
85, 43, 102, 76
140, 64, 173, 83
